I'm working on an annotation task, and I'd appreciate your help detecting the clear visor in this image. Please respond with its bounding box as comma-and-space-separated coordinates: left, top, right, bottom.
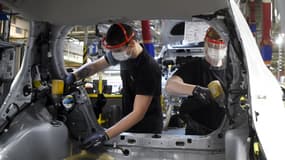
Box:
102, 23, 135, 50
111, 45, 128, 53
205, 37, 226, 49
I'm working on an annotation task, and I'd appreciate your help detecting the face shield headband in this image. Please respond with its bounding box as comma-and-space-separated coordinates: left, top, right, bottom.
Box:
102, 23, 135, 50
205, 37, 226, 49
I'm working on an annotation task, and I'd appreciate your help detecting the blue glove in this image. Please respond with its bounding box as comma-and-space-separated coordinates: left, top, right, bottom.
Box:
192, 85, 212, 104
65, 73, 76, 85
82, 131, 109, 150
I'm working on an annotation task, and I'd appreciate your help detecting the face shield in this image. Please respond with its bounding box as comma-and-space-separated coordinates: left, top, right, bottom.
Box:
102, 23, 135, 50
102, 23, 135, 61
205, 37, 227, 66
111, 46, 131, 61
205, 37, 226, 49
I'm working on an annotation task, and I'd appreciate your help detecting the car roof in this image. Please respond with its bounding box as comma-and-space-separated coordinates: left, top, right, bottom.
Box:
0, 0, 228, 25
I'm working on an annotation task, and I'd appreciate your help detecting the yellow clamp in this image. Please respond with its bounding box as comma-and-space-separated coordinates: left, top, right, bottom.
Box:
240, 96, 247, 110
97, 113, 106, 125
253, 142, 260, 156
33, 80, 42, 89
52, 80, 64, 95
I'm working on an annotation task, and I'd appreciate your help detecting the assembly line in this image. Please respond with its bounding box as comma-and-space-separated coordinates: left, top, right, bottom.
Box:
0, 0, 284, 159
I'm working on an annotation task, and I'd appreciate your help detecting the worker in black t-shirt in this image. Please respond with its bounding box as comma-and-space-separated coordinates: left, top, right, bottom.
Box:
65, 23, 162, 149
165, 27, 226, 135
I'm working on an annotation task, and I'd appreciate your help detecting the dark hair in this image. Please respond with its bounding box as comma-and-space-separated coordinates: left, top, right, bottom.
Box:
106, 23, 135, 46
205, 27, 222, 40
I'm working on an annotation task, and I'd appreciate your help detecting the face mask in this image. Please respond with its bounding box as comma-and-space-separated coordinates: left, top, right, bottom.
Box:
207, 47, 227, 62
112, 50, 131, 61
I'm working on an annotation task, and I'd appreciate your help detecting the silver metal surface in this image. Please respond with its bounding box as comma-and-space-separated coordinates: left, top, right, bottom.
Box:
105, 132, 225, 160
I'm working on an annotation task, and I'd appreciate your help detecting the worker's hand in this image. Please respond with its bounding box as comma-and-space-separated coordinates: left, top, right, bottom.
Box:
81, 131, 110, 150
64, 73, 76, 86
192, 85, 212, 104
207, 80, 225, 108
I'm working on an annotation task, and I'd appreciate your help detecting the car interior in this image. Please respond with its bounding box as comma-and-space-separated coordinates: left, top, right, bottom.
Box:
0, 0, 279, 159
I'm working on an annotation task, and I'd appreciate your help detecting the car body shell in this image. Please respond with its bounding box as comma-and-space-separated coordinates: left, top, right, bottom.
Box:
0, 0, 284, 159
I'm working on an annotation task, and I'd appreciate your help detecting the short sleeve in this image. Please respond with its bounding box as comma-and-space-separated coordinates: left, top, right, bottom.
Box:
173, 62, 198, 84
173, 63, 191, 80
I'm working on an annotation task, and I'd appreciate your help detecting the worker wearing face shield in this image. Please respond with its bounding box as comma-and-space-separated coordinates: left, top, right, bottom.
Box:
165, 27, 226, 135
65, 23, 163, 149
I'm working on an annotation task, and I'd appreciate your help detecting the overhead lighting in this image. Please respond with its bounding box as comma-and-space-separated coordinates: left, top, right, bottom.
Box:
275, 33, 284, 46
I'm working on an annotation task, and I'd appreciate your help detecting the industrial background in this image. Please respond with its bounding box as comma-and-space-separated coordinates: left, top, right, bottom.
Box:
0, 0, 283, 159
0, 0, 284, 100
0, 0, 284, 79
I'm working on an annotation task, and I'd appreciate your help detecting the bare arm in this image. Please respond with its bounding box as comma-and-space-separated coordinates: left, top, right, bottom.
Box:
73, 56, 110, 80
165, 75, 196, 96
105, 95, 152, 138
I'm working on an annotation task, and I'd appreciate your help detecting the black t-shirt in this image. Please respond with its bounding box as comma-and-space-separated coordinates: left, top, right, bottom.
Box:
105, 47, 163, 133
174, 58, 225, 130
174, 58, 226, 88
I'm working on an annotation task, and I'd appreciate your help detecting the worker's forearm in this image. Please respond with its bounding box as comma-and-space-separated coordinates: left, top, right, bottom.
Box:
73, 63, 96, 80
166, 80, 196, 96
73, 57, 109, 80
105, 111, 143, 138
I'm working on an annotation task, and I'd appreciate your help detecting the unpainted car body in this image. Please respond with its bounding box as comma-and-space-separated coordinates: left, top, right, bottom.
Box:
0, 0, 284, 159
